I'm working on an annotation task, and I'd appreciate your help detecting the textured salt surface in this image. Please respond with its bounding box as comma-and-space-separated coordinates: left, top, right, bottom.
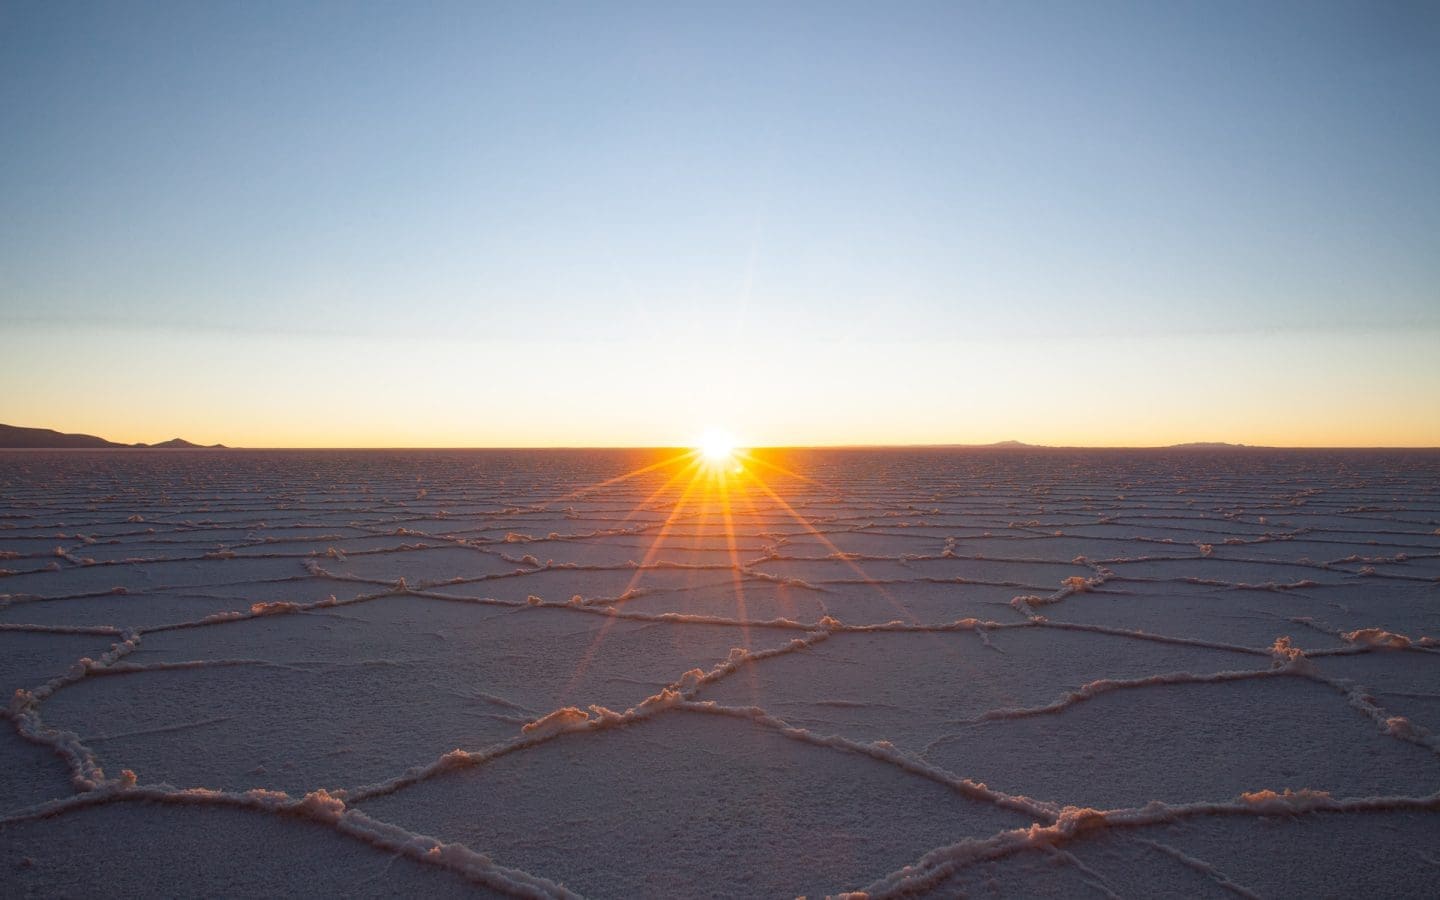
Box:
3, 801, 494, 898
2, 448, 1438, 897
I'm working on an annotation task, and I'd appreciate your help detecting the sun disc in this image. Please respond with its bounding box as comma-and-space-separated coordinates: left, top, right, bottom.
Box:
699, 428, 737, 464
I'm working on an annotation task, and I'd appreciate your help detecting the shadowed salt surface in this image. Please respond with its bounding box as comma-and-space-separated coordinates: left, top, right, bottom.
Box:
0, 632, 112, 695
2, 801, 494, 898
2, 448, 1439, 897
0, 725, 71, 816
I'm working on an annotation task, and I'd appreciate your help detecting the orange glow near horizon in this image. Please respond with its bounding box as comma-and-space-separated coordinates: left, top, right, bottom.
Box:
5, 328, 1439, 450
12, 408, 1440, 452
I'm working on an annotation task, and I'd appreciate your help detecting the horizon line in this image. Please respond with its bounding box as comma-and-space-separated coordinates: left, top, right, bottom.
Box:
5, 423, 1439, 452
8, 443, 1440, 452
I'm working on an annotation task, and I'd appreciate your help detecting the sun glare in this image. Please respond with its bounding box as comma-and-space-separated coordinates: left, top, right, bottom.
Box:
699, 427, 737, 465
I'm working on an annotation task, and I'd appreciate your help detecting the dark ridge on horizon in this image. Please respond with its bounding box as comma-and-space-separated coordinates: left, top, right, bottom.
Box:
0, 423, 226, 450
874, 440, 1265, 450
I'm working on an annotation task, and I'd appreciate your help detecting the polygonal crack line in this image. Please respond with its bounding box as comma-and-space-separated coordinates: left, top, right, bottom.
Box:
14, 605, 837, 799
330, 694, 1059, 897
10, 581, 1435, 811
0, 784, 581, 900
843, 790, 1440, 899
676, 624, 1440, 792
7, 578, 1348, 658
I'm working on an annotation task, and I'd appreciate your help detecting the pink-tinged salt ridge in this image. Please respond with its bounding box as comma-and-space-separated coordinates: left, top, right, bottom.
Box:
1269, 635, 1317, 675
339, 634, 838, 804
841, 791, 1440, 899
5, 631, 142, 790
1037, 620, 1272, 658
676, 699, 1061, 822
956, 666, 1289, 727
1342, 628, 1413, 649
0, 622, 125, 636
519, 707, 591, 736
0, 784, 579, 899
1289, 619, 1440, 655
147, 586, 397, 633
248, 600, 303, 616
342, 686, 695, 804
1324, 678, 1440, 755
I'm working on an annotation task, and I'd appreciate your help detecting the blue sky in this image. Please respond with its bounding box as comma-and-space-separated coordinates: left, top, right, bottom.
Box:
2, 1, 1438, 445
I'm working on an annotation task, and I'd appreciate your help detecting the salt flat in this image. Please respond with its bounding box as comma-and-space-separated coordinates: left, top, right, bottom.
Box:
2, 448, 1438, 897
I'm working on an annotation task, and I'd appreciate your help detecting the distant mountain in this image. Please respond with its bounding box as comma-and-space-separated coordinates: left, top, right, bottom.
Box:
840, 439, 1045, 450
1165, 442, 1260, 450
935, 440, 1041, 449
148, 437, 224, 449
0, 424, 123, 448
856, 439, 1045, 450
0, 424, 226, 449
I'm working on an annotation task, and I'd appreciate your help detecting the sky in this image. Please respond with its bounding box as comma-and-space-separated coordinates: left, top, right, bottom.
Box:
2, 0, 1438, 448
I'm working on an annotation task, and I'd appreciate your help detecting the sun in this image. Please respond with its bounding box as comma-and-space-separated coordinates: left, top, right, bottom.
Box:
698, 427, 738, 465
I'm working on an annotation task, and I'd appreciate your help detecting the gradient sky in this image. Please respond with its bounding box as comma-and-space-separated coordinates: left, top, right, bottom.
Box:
3, 1, 1438, 447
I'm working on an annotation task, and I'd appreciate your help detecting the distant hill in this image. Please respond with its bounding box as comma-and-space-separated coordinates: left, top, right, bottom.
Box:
849, 440, 1280, 451
856, 440, 1041, 450
0, 424, 226, 449
0, 424, 123, 448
